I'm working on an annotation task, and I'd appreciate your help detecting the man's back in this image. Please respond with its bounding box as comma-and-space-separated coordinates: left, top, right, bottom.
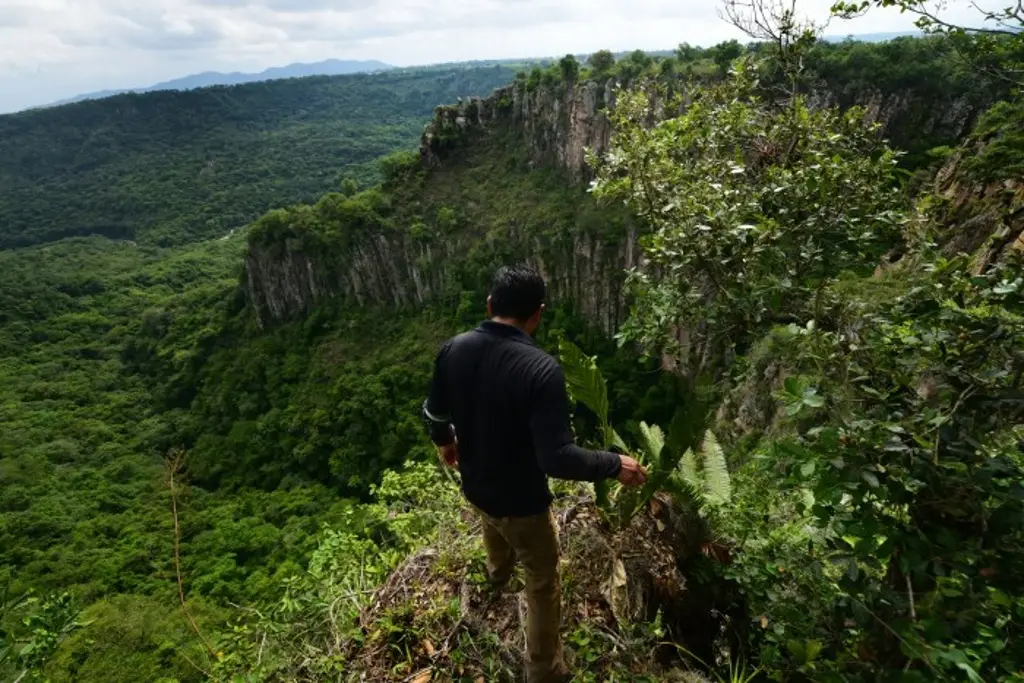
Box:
426, 320, 620, 518
422, 265, 645, 683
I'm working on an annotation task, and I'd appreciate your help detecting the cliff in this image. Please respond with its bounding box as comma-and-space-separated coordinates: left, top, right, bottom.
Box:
421, 78, 985, 182
243, 73, 1008, 330
245, 204, 640, 334
420, 78, 617, 182
931, 132, 1024, 271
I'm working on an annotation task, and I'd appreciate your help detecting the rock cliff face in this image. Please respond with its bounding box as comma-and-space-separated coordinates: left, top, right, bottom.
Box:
245, 215, 640, 334
420, 78, 616, 182
247, 78, 645, 331
931, 146, 1023, 271
245, 74, 1004, 330
422, 79, 985, 182
245, 233, 459, 327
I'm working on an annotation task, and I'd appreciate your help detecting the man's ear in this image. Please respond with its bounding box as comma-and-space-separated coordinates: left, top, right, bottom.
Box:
486, 295, 493, 317
528, 304, 544, 328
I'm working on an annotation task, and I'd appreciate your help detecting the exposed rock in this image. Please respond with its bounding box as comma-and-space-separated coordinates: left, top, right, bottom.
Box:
245, 221, 639, 334
422, 79, 616, 182
245, 233, 456, 329
425, 80, 986, 182
932, 144, 1024, 271
247, 74, 1008, 331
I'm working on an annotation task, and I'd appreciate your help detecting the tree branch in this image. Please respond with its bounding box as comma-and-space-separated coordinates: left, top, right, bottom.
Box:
906, 1, 1020, 36
167, 449, 219, 661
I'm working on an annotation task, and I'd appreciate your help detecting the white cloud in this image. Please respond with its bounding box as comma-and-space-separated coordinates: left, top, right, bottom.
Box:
0, 0, 1005, 113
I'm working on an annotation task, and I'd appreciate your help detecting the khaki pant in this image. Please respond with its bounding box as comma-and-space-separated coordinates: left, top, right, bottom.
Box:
472, 505, 570, 683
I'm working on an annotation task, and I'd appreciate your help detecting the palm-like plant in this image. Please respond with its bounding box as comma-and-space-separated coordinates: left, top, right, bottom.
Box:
557, 338, 731, 529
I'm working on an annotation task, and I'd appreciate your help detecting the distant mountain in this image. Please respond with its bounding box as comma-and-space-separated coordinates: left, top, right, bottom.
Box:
822, 31, 921, 43
50, 59, 393, 107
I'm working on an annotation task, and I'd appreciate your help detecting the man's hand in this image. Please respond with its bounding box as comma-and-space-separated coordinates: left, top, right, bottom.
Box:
617, 455, 648, 487
438, 442, 460, 468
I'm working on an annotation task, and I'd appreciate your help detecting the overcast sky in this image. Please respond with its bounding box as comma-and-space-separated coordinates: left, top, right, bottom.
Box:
0, 0, 999, 113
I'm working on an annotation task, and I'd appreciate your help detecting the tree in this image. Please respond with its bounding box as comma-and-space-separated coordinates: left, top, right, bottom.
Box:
833, 0, 1024, 86
588, 49, 616, 76
616, 50, 654, 82
707, 39, 746, 75
659, 57, 678, 79
559, 54, 581, 83
590, 57, 906, 378
720, 0, 822, 91
339, 176, 359, 197
675, 42, 700, 63
627, 49, 652, 70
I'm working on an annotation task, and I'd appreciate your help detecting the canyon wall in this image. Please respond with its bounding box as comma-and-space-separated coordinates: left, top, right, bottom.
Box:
246, 73, 1007, 330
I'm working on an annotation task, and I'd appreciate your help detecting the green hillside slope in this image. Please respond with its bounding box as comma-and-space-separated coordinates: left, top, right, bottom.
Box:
1, 31, 1022, 683
0, 65, 516, 249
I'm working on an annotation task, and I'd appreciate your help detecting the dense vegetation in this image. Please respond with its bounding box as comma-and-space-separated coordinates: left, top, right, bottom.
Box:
525, 34, 1017, 170
2, 11, 1023, 682
0, 123, 670, 681
0, 64, 518, 249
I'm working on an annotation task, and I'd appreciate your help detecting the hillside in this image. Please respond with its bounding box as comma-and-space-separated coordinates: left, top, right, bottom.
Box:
48, 59, 394, 107
0, 64, 516, 249
1, 30, 1022, 683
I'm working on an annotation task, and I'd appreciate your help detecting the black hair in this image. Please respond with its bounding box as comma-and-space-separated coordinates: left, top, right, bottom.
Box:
489, 265, 546, 321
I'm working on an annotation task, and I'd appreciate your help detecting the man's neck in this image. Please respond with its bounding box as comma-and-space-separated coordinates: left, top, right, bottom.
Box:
491, 316, 529, 333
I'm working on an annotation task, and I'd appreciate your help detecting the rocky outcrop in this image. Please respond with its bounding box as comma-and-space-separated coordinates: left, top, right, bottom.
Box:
423, 78, 986, 181
350, 491, 723, 682
811, 88, 980, 152
246, 73, 1009, 331
245, 218, 640, 334
932, 144, 1024, 271
421, 78, 617, 182
246, 232, 460, 328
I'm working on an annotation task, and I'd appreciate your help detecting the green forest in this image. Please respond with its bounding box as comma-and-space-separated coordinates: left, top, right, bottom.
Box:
1, 1, 1023, 680
0, 64, 518, 249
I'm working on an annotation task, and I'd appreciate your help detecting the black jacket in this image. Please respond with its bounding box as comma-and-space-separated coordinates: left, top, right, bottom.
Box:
423, 320, 622, 517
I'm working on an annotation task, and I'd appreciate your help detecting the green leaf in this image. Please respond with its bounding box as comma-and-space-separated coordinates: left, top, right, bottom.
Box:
861, 471, 880, 488
783, 376, 802, 397
955, 662, 985, 683
701, 430, 731, 505
803, 391, 825, 408
638, 422, 665, 462
558, 339, 610, 434
679, 448, 699, 490
610, 428, 630, 454
800, 461, 816, 477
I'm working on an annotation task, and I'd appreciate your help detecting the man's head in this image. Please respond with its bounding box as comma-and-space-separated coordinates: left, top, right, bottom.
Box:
487, 265, 546, 335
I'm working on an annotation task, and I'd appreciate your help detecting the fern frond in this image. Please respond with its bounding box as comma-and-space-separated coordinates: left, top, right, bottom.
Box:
679, 447, 700, 491
558, 338, 609, 428
664, 471, 703, 519
638, 421, 665, 464
610, 427, 630, 455
700, 429, 732, 505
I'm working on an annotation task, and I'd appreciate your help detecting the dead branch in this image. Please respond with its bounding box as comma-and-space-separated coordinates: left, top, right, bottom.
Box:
166, 448, 219, 661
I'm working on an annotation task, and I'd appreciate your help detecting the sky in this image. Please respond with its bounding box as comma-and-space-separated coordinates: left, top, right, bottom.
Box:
0, 0, 1001, 113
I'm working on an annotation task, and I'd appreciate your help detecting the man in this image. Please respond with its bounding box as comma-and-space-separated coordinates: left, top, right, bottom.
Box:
422, 265, 648, 683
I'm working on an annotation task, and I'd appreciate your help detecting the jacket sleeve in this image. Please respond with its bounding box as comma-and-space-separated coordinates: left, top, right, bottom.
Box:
423, 340, 456, 447
529, 361, 622, 482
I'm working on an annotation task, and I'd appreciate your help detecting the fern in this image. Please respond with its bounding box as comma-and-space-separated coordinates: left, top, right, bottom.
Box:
559, 338, 616, 514
558, 338, 609, 428
679, 448, 699, 490
558, 339, 733, 530
700, 430, 731, 506
638, 422, 665, 464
